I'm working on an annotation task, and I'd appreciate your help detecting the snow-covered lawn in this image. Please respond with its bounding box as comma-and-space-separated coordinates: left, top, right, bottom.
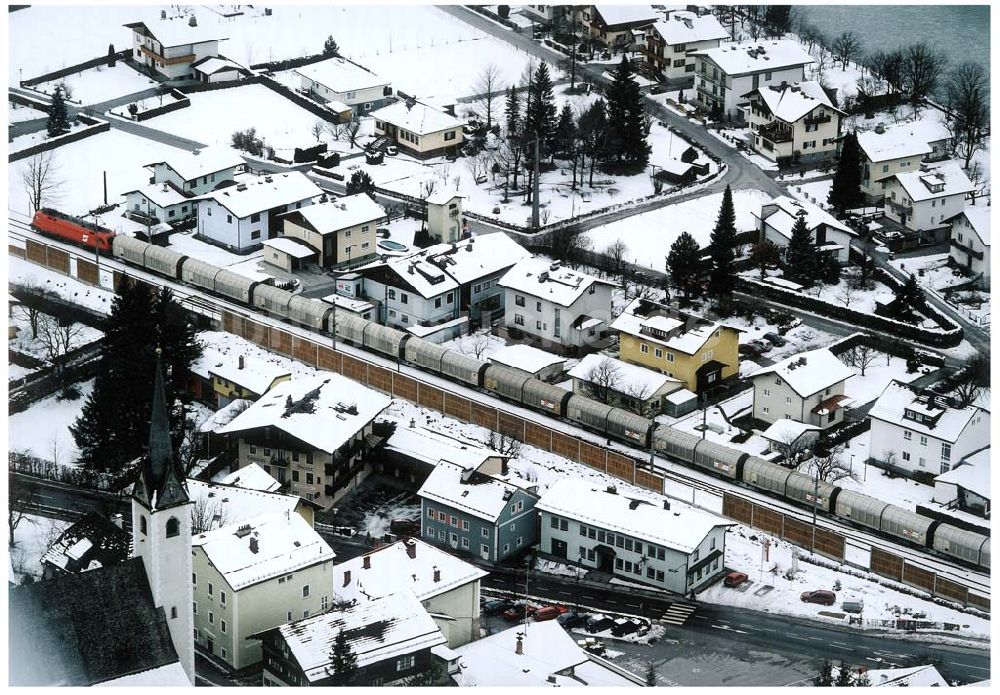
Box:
9, 378, 93, 466
890, 254, 991, 324
439, 330, 509, 361
10, 514, 71, 584
8, 120, 88, 156
839, 434, 940, 512
163, 232, 271, 282
660, 390, 770, 455
9, 311, 103, 364
8, 103, 45, 123
35, 63, 155, 105
750, 268, 899, 316
9, 257, 117, 315
786, 178, 834, 209
842, 354, 928, 407
8, 129, 189, 220
585, 189, 772, 269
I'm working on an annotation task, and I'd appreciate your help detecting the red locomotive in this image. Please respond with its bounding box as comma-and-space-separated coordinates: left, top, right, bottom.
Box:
31, 208, 116, 253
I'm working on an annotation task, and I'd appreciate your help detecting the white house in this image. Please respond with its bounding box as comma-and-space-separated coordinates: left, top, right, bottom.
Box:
750, 348, 855, 429
125, 19, 224, 80
882, 162, 973, 234
575, 5, 659, 52
488, 344, 567, 382
742, 80, 844, 166
371, 99, 465, 159
194, 172, 322, 252
945, 205, 990, 288
857, 121, 952, 201
932, 447, 990, 519
645, 11, 729, 84
191, 56, 250, 83
426, 191, 466, 243
691, 40, 813, 120
568, 353, 683, 415
499, 257, 616, 354
536, 478, 734, 595
294, 57, 392, 115
191, 511, 336, 670
867, 381, 990, 477
281, 193, 388, 268
758, 195, 856, 264
332, 538, 488, 648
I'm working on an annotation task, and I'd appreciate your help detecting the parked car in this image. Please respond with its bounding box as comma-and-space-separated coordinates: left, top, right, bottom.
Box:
389, 518, 418, 535
800, 590, 837, 606
502, 603, 536, 622
648, 83, 669, 95
763, 332, 787, 347
739, 343, 763, 357
586, 614, 614, 633
723, 571, 749, 588
841, 600, 865, 614
483, 599, 514, 616
750, 339, 772, 352
557, 611, 589, 629
611, 618, 641, 637
533, 605, 568, 622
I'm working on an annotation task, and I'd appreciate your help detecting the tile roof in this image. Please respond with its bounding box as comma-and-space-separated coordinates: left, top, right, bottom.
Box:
40, 512, 130, 576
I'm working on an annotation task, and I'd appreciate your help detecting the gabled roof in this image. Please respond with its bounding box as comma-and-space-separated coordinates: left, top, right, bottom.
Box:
284, 194, 387, 235
124, 19, 224, 48
489, 344, 566, 374
187, 478, 316, 529
215, 462, 282, 492
417, 460, 538, 523
649, 12, 729, 46
333, 538, 488, 605
191, 56, 249, 76
569, 353, 681, 396
611, 297, 738, 355
9, 558, 180, 686
592, 4, 659, 28
294, 57, 388, 94
498, 257, 615, 307
192, 511, 334, 591
263, 592, 445, 682
888, 162, 974, 203
691, 40, 813, 76
40, 512, 130, 576
144, 146, 244, 183
863, 664, 949, 687
946, 205, 990, 247
121, 181, 190, 208
203, 352, 290, 396
535, 478, 734, 554
761, 195, 855, 241
760, 419, 820, 445
195, 172, 322, 219
856, 120, 952, 163
750, 348, 854, 398
869, 380, 986, 443
745, 80, 842, 123
384, 426, 506, 469
93, 662, 192, 687
370, 99, 464, 135
935, 448, 989, 499
219, 374, 391, 454
262, 236, 318, 258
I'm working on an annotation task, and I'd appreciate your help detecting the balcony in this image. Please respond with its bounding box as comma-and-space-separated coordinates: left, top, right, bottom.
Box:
950, 238, 984, 261
804, 113, 833, 127
139, 44, 194, 66
886, 200, 913, 218
758, 122, 792, 144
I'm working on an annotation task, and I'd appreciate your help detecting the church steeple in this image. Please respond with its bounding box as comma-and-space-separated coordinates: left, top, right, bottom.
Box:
134, 348, 188, 510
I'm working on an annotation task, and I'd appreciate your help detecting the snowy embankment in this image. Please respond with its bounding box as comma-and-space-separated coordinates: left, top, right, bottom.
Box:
10, 514, 72, 584
9, 256, 116, 315
8, 379, 94, 466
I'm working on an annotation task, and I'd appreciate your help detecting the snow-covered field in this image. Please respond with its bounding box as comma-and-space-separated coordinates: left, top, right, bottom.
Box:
439, 330, 509, 361
8, 256, 116, 315
8, 103, 45, 123
10, 514, 71, 584
8, 378, 94, 466
842, 354, 927, 407
585, 189, 771, 268
8, 120, 88, 157
9, 311, 104, 364
35, 63, 155, 105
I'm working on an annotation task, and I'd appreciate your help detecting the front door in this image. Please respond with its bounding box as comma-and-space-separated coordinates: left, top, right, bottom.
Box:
595, 545, 616, 573
551, 538, 568, 559
207, 638, 214, 655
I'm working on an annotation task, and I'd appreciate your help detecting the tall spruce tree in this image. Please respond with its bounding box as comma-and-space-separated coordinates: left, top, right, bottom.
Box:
504, 85, 523, 189
827, 131, 864, 213
667, 232, 705, 305
555, 103, 576, 157
330, 630, 358, 685
784, 211, 820, 287
708, 185, 738, 312
47, 85, 70, 137
524, 62, 557, 156
605, 55, 649, 168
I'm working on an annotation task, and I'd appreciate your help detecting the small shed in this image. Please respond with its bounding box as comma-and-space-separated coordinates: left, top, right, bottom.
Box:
262, 236, 318, 272
489, 344, 567, 382
664, 388, 698, 417
761, 419, 821, 456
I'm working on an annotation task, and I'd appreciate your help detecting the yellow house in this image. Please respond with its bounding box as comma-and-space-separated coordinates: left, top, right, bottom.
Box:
281, 194, 388, 269
208, 354, 291, 408
611, 297, 740, 394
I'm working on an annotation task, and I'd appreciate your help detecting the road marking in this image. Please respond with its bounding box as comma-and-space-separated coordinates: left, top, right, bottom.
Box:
786, 635, 809, 642
829, 645, 855, 651
557, 591, 572, 596
605, 599, 616, 604
737, 623, 753, 628
831, 642, 849, 647
951, 663, 989, 672
756, 627, 777, 632
710, 625, 748, 634
808, 637, 823, 642
693, 615, 711, 620
625, 603, 639, 608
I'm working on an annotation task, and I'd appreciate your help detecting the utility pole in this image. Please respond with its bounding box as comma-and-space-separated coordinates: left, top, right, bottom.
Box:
523, 556, 531, 631
531, 134, 540, 229
810, 468, 819, 554
700, 391, 707, 440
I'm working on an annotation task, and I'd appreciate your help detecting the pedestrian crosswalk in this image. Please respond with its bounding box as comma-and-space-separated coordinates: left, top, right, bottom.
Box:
660, 603, 697, 626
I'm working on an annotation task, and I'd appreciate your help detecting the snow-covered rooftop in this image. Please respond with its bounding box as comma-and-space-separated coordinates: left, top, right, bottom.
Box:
94, 662, 192, 687
198, 398, 251, 433
197, 172, 322, 219
692, 40, 813, 75
889, 162, 974, 202
425, 190, 464, 205
746, 80, 841, 123
370, 99, 464, 136
273, 592, 445, 682
219, 374, 391, 453
125, 18, 224, 48
935, 448, 989, 498
489, 344, 566, 375
761, 195, 854, 240
321, 293, 375, 314
499, 257, 614, 308
592, 4, 658, 27
192, 56, 247, 76
333, 538, 487, 605
650, 12, 729, 46
417, 460, 537, 523
750, 347, 854, 398
294, 57, 388, 94
760, 419, 820, 445
856, 121, 951, 163
192, 511, 334, 591
288, 194, 387, 235
536, 478, 733, 554
611, 297, 735, 355
453, 619, 639, 687
144, 146, 244, 183
187, 479, 310, 529
869, 380, 986, 443
262, 236, 317, 259
948, 205, 990, 247
201, 351, 290, 396
215, 462, 282, 492
385, 426, 505, 469
863, 664, 949, 688
569, 353, 681, 396
122, 181, 189, 208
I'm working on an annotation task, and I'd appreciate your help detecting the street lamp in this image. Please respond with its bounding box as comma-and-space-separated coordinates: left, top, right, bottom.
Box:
574, 549, 585, 613
810, 465, 820, 555
523, 556, 531, 631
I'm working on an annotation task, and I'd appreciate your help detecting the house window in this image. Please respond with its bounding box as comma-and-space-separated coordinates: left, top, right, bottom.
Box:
481, 528, 489, 538
641, 344, 649, 354
918, 457, 926, 467
903, 430, 912, 441
438, 512, 446, 522
396, 655, 416, 671
655, 348, 663, 358
444, 131, 456, 142
919, 435, 928, 447
209, 612, 214, 625
516, 536, 523, 547
450, 532, 458, 545
536, 320, 542, 330
503, 543, 510, 553
427, 508, 435, 519
401, 293, 409, 304
514, 314, 525, 326
171, 606, 177, 619
762, 407, 770, 414
941, 443, 951, 462
692, 549, 699, 562
140, 516, 147, 535
251, 212, 260, 223
711, 537, 716, 550
251, 231, 260, 240
785, 396, 792, 404
763, 389, 770, 396
389, 289, 396, 300
193, 602, 198, 615
667, 353, 674, 362
221, 591, 226, 606
322, 595, 329, 610
302, 585, 310, 598
221, 647, 227, 660
462, 537, 470, 549
221, 619, 227, 634
450, 515, 458, 527
208, 583, 214, 597
482, 543, 490, 555
883, 164, 890, 173
515, 295, 525, 307
435, 297, 442, 308
447, 292, 454, 304
362, 241, 370, 249
227, 214, 233, 224
462, 520, 470, 531
902, 452, 911, 461
775, 378, 783, 386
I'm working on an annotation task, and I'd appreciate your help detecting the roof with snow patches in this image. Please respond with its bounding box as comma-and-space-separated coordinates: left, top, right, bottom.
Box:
40, 513, 131, 577
144, 146, 244, 182
285, 194, 388, 235
215, 462, 283, 492
750, 347, 854, 398
187, 479, 316, 529
868, 380, 987, 443
611, 297, 738, 355
761, 195, 855, 240
202, 352, 291, 397
417, 460, 538, 523
294, 57, 389, 94
498, 257, 615, 308
691, 40, 813, 75
384, 426, 507, 469
856, 120, 952, 163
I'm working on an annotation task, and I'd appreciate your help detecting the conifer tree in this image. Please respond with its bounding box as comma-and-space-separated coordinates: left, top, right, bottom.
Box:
827, 131, 864, 214
895, 273, 922, 308
47, 86, 70, 138
555, 103, 576, 157
708, 185, 737, 312
504, 85, 524, 189
524, 62, 556, 156
784, 211, 820, 287
330, 630, 358, 685
667, 232, 705, 304
605, 56, 649, 167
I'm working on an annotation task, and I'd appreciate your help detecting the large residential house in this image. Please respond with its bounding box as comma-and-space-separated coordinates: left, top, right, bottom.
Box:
882, 162, 973, 236
867, 381, 990, 478
191, 511, 336, 670
294, 57, 392, 115
191, 350, 291, 408
187, 478, 320, 530
645, 11, 729, 84
194, 172, 322, 252
946, 205, 990, 288
750, 348, 855, 429
536, 478, 734, 594
281, 193, 388, 269
691, 40, 813, 120
218, 374, 392, 507
575, 5, 659, 52
371, 99, 465, 159
350, 232, 529, 341
254, 592, 447, 687
758, 195, 856, 264
333, 538, 488, 647
499, 257, 616, 354
611, 297, 740, 394
125, 19, 224, 80
857, 121, 952, 202
418, 459, 540, 564
742, 81, 844, 166
569, 354, 683, 415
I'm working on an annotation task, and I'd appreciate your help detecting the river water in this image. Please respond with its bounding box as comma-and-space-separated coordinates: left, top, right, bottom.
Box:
796, 4, 990, 93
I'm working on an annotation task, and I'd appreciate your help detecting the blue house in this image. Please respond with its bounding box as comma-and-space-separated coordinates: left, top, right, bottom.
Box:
418, 460, 539, 564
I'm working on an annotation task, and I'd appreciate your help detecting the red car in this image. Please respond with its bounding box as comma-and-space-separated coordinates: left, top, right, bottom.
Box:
501, 603, 536, 622
724, 572, 748, 588
800, 590, 837, 606
533, 605, 569, 622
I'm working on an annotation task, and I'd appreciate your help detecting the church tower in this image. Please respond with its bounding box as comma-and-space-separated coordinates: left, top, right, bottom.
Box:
132, 350, 195, 684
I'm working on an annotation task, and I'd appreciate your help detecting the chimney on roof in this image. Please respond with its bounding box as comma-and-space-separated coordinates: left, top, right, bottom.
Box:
874, 123, 886, 135
238, 355, 245, 370
188, 15, 197, 27
516, 633, 524, 655
343, 569, 351, 587
112, 513, 123, 529
547, 675, 557, 683
162, 182, 169, 192
780, 81, 787, 90
161, 9, 166, 19
406, 539, 417, 559
606, 485, 617, 495
249, 536, 259, 554
362, 555, 371, 569
663, 500, 671, 511
433, 566, 440, 582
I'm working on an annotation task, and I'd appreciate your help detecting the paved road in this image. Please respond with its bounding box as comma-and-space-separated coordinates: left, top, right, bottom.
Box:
9, 85, 163, 139
103, 112, 207, 151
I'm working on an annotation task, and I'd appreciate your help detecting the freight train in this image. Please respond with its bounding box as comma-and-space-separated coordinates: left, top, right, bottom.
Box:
108, 234, 988, 571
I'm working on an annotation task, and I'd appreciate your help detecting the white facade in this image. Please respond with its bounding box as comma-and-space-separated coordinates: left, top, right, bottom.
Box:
645, 12, 729, 83
759, 196, 856, 264
882, 163, 973, 233
750, 349, 854, 429
948, 206, 990, 287
127, 21, 221, 80
294, 57, 392, 114
743, 81, 842, 164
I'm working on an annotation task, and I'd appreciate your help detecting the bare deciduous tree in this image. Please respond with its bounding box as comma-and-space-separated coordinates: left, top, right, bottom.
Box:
584, 357, 622, 404
474, 63, 503, 130
842, 342, 882, 376
622, 380, 655, 417
945, 62, 990, 169
9, 473, 39, 547
604, 239, 628, 280
831, 31, 862, 70
902, 42, 947, 106
775, 430, 814, 463
311, 121, 325, 143
345, 118, 362, 149
549, 225, 593, 267
964, 160, 989, 204
460, 332, 492, 360
837, 282, 857, 309
19, 151, 63, 214
486, 431, 522, 458
466, 150, 492, 183
805, 448, 855, 483
36, 314, 84, 368
952, 349, 989, 407
191, 495, 232, 534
